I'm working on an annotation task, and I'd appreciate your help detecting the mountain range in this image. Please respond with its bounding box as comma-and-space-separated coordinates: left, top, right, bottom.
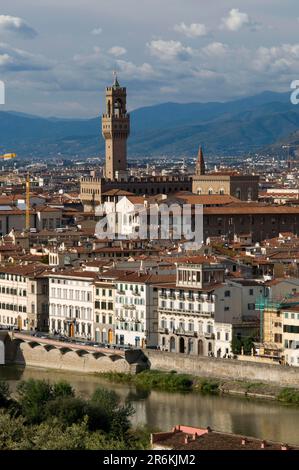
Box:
0, 90, 299, 159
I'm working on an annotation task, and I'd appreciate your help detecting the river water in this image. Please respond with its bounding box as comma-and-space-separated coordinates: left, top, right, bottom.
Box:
1, 365, 299, 445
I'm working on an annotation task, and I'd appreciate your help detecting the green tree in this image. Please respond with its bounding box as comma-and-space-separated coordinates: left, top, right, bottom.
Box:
16, 379, 53, 423
44, 397, 86, 426
0, 381, 10, 408
90, 387, 134, 436
52, 380, 75, 399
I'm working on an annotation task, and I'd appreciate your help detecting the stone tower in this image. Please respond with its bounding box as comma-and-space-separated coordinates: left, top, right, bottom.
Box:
195, 146, 205, 176
102, 74, 130, 180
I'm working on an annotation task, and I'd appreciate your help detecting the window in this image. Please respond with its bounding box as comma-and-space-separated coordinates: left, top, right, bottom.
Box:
248, 303, 255, 310
224, 290, 230, 297
249, 289, 254, 296
217, 332, 220, 340
225, 333, 229, 341
274, 334, 282, 343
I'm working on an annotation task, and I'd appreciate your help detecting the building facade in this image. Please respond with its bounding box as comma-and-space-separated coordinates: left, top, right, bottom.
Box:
94, 274, 116, 344
48, 271, 95, 340
0, 265, 49, 331
157, 259, 241, 356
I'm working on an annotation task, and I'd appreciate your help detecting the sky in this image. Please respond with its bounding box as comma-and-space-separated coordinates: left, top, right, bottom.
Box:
0, 0, 299, 117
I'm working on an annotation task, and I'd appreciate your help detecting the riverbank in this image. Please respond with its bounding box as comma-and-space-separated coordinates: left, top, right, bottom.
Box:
2, 364, 299, 445
99, 370, 299, 405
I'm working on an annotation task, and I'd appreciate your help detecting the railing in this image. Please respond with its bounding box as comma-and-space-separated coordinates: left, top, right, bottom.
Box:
158, 327, 169, 334
158, 307, 212, 317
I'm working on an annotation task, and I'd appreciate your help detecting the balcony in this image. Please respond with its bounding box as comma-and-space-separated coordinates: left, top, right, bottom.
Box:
174, 328, 198, 337
204, 332, 215, 339
158, 327, 169, 334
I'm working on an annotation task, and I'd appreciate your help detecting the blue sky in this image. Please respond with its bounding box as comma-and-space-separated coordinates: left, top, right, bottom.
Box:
0, 0, 299, 117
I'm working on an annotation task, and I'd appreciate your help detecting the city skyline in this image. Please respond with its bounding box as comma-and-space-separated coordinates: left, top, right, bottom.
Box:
0, 0, 299, 117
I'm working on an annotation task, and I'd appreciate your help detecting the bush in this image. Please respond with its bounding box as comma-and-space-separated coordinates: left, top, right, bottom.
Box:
278, 388, 299, 404
199, 379, 220, 394
44, 397, 86, 426
134, 370, 193, 392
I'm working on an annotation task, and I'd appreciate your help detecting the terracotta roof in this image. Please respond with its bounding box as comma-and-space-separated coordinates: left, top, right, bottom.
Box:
203, 205, 299, 215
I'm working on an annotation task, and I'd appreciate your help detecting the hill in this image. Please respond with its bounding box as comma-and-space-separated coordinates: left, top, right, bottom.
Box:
0, 91, 298, 158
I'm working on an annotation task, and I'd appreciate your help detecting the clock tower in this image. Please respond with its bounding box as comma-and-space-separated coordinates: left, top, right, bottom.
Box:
102, 74, 130, 180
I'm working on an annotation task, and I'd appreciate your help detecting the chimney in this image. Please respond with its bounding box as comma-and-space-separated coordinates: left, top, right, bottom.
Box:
281, 443, 289, 450
184, 435, 189, 444
206, 426, 212, 433
241, 438, 247, 446
260, 440, 266, 449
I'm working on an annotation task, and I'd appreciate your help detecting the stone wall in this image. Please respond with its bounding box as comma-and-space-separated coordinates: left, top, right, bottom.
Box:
3, 336, 133, 374
144, 350, 299, 387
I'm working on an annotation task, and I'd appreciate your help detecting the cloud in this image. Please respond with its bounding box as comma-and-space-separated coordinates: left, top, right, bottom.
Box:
0, 15, 37, 38
108, 46, 127, 57
0, 43, 53, 72
202, 42, 228, 57
160, 86, 179, 94
147, 39, 194, 61
221, 8, 258, 32
91, 27, 102, 35
252, 44, 299, 73
174, 22, 207, 38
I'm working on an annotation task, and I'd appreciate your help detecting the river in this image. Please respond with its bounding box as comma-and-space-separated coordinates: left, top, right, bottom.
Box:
1, 365, 299, 445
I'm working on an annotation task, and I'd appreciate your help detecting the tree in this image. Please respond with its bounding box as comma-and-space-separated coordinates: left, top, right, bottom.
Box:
16, 379, 53, 423
0, 381, 10, 408
52, 381, 75, 399
89, 387, 134, 436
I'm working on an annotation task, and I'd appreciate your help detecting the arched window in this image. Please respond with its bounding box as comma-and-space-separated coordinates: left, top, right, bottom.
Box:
219, 188, 225, 195
235, 188, 241, 199
208, 188, 213, 195
188, 338, 194, 354
170, 337, 176, 353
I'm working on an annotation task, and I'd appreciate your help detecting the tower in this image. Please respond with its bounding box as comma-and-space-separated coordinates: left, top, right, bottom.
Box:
102, 74, 130, 180
195, 146, 205, 175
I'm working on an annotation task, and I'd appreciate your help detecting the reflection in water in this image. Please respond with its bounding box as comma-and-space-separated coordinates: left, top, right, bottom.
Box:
1, 365, 299, 445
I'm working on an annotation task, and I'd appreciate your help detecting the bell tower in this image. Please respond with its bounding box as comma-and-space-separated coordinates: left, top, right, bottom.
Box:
102, 74, 130, 180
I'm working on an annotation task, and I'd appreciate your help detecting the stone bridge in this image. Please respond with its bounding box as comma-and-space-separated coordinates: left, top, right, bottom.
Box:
0, 331, 148, 374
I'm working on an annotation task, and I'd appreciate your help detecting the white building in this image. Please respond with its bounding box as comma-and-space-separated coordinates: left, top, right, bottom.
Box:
48, 270, 96, 339
281, 306, 299, 366
0, 264, 49, 331
157, 257, 242, 356
114, 271, 172, 348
